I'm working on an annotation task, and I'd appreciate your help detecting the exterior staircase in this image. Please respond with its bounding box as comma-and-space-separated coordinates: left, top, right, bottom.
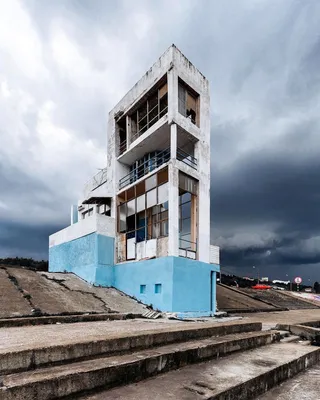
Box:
1, 319, 320, 399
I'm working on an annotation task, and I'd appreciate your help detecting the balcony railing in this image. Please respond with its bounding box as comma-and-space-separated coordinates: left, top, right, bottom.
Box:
119, 148, 170, 190
131, 105, 168, 143
177, 149, 197, 169
119, 139, 127, 156
83, 168, 108, 199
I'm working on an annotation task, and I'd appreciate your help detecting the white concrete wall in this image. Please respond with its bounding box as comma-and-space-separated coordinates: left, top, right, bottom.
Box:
77, 45, 211, 265
49, 214, 115, 248
210, 245, 220, 264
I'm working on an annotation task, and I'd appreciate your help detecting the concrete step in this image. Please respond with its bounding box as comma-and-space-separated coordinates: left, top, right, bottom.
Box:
280, 335, 301, 344
0, 313, 142, 329
0, 320, 262, 375
257, 364, 320, 399
85, 342, 320, 400
0, 330, 277, 400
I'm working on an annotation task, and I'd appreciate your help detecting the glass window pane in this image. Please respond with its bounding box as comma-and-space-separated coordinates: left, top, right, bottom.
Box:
136, 194, 145, 213
119, 204, 127, 232
181, 218, 191, 234
181, 202, 191, 219
158, 183, 168, 204
127, 199, 135, 216
180, 192, 191, 204
146, 174, 157, 191
147, 188, 157, 208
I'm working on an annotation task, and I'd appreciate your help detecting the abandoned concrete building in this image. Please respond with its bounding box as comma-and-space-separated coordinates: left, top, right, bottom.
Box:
49, 45, 220, 315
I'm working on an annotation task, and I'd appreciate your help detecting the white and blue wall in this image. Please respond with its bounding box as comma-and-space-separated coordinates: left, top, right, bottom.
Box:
50, 228, 219, 315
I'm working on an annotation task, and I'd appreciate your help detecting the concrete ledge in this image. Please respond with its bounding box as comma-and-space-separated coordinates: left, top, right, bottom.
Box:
276, 321, 320, 345
0, 330, 274, 400
0, 321, 262, 375
0, 313, 141, 328
289, 324, 320, 345
100, 342, 320, 400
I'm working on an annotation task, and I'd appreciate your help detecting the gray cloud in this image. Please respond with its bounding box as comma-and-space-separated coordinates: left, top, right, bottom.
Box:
1, 0, 320, 282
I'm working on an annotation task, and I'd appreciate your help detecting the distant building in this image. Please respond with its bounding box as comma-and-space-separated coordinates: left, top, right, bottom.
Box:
49, 45, 220, 316
272, 280, 290, 285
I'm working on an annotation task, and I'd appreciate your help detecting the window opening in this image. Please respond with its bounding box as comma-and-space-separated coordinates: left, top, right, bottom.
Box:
178, 80, 199, 126
130, 79, 168, 142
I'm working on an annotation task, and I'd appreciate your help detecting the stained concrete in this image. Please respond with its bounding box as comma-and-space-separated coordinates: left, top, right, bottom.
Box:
0, 331, 274, 400
0, 320, 261, 364
0, 268, 30, 318
258, 365, 320, 399
82, 342, 320, 399
0, 267, 147, 319
238, 287, 320, 310
216, 284, 276, 312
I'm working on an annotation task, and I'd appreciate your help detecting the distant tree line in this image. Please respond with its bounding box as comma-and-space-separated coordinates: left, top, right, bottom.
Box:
0, 257, 48, 271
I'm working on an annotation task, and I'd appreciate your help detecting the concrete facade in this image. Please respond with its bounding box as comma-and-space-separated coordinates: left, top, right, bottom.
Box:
49, 44, 220, 315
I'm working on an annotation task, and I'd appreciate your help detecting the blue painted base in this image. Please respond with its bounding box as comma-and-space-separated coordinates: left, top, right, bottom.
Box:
49, 233, 114, 285
49, 234, 220, 314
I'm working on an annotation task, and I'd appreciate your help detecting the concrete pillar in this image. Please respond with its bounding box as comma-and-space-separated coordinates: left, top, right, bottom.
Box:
167, 63, 178, 124
170, 123, 177, 159
168, 158, 179, 257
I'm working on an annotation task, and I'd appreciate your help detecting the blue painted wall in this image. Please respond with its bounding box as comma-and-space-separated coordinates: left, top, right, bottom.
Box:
49, 233, 114, 285
114, 257, 174, 311
172, 258, 219, 313
49, 235, 220, 314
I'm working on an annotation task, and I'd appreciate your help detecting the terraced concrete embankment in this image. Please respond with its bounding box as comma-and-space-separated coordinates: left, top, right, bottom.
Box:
0, 320, 274, 400
217, 283, 320, 313
216, 284, 278, 312
0, 266, 147, 322
239, 287, 320, 310
1, 311, 320, 399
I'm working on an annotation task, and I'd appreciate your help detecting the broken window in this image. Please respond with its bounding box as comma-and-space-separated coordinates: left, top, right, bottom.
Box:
97, 204, 111, 216
130, 77, 168, 142
178, 80, 199, 126
117, 168, 169, 258
117, 116, 127, 156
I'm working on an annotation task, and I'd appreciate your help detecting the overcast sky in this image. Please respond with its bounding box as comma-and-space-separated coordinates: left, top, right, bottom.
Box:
1, 0, 320, 282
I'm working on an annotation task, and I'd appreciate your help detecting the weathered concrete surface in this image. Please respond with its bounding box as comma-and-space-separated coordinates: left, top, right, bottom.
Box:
0, 313, 140, 328
241, 309, 320, 330
258, 365, 320, 399
216, 284, 276, 312
0, 268, 31, 318
238, 287, 320, 310
86, 342, 320, 400
0, 267, 147, 319
0, 331, 275, 400
286, 324, 320, 344
0, 320, 261, 374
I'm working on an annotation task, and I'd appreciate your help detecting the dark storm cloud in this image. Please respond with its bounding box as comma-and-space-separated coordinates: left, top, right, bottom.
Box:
1, 0, 320, 282
0, 220, 65, 259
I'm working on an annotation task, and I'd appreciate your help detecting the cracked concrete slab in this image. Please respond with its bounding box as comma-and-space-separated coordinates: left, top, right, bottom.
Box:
0, 267, 147, 319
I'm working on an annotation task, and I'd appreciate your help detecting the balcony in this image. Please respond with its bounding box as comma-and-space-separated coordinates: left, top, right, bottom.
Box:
119, 148, 170, 190
177, 148, 197, 169
118, 148, 197, 190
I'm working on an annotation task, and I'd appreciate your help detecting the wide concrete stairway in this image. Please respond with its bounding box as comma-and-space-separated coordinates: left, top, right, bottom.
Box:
1, 320, 320, 400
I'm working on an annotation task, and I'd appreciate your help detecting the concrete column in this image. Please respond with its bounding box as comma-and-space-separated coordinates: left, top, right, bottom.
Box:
197, 140, 211, 263
168, 163, 179, 257
126, 115, 131, 150
167, 65, 178, 124
170, 123, 177, 160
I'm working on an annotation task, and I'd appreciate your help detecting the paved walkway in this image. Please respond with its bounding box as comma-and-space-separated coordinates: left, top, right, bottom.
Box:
0, 309, 319, 355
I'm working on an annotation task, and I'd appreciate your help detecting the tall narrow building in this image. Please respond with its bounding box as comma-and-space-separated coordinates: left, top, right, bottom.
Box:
49, 45, 220, 316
